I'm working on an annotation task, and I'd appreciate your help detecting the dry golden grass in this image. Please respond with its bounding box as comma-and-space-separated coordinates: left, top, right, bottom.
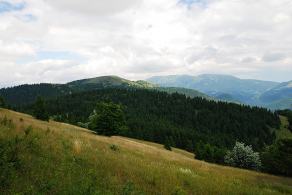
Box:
1, 108, 292, 195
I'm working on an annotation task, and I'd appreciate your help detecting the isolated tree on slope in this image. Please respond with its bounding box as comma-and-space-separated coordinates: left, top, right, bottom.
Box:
0, 96, 5, 108
33, 97, 49, 121
88, 102, 127, 136
224, 142, 261, 171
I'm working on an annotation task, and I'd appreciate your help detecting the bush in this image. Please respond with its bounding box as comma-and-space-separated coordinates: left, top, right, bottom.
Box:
110, 144, 119, 151
224, 142, 261, 171
194, 141, 226, 163
164, 143, 172, 151
0, 137, 22, 188
164, 137, 173, 151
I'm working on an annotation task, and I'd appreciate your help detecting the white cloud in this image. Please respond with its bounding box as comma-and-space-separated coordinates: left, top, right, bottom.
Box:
0, 0, 292, 87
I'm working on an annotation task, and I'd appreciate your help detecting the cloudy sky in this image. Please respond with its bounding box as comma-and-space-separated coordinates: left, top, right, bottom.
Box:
0, 0, 292, 87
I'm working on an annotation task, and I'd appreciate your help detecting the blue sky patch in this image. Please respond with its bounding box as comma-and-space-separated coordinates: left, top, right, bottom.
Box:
17, 50, 86, 64
0, 1, 25, 14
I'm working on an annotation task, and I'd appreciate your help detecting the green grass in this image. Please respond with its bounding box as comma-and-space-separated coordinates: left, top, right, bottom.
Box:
276, 115, 292, 140
1, 108, 292, 194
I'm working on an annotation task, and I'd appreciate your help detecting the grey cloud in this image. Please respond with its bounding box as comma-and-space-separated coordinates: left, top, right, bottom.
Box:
46, 0, 142, 16
241, 57, 257, 63
262, 53, 286, 62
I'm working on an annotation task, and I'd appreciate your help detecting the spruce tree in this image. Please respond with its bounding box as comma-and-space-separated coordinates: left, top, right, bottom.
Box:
88, 102, 127, 136
0, 96, 5, 108
33, 97, 49, 121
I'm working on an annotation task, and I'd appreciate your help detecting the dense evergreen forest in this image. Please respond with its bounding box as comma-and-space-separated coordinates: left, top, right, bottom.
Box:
18, 88, 280, 163
0, 84, 72, 106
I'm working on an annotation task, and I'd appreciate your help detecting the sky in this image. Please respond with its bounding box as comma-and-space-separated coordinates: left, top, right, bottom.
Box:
0, 0, 292, 87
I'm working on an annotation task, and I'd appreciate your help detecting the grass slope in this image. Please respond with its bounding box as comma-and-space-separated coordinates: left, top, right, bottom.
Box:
276, 116, 292, 140
1, 109, 292, 194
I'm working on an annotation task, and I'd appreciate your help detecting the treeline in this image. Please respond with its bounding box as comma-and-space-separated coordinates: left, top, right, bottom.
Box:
0, 84, 72, 106
21, 88, 280, 163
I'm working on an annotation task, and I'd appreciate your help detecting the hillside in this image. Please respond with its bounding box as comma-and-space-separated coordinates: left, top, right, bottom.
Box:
260, 81, 292, 109
147, 74, 292, 109
147, 74, 278, 103
0, 76, 209, 107
1, 108, 292, 194
154, 87, 211, 99
67, 75, 157, 90
22, 88, 280, 165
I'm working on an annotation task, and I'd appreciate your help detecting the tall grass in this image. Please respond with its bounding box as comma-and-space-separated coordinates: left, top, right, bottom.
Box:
1, 108, 292, 194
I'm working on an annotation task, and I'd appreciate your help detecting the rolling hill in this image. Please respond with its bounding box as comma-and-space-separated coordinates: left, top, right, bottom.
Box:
260, 81, 292, 109
147, 74, 292, 109
0, 76, 209, 107
1, 108, 292, 194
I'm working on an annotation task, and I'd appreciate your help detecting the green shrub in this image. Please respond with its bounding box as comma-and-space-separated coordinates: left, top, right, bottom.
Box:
0, 137, 22, 188
224, 142, 261, 171
110, 144, 120, 151
24, 125, 33, 136
194, 141, 226, 163
164, 143, 172, 151
164, 136, 174, 151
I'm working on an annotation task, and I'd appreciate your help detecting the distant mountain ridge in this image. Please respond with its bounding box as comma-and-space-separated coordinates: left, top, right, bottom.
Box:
147, 74, 291, 110
0, 76, 210, 107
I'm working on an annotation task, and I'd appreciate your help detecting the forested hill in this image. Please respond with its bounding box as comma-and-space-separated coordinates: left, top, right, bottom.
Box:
22, 88, 280, 163
0, 76, 209, 107
0, 84, 73, 106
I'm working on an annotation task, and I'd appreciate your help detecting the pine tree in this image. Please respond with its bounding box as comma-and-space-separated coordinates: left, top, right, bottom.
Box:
88, 102, 127, 136
33, 97, 49, 121
0, 96, 5, 108
164, 137, 172, 151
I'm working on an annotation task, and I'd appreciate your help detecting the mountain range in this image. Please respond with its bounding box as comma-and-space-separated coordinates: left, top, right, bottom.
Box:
147, 74, 292, 110
0, 74, 291, 110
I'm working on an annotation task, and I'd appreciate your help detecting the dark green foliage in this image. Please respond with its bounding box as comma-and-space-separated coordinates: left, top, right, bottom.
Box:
164, 137, 172, 151
88, 102, 127, 136
0, 117, 21, 188
30, 88, 280, 164
0, 96, 5, 108
194, 141, 226, 163
33, 97, 49, 121
261, 139, 292, 176
0, 84, 73, 107
224, 142, 262, 171
0, 137, 22, 188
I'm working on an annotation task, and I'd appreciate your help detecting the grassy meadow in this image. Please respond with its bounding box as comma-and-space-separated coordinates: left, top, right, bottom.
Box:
1, 108, 292, 194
